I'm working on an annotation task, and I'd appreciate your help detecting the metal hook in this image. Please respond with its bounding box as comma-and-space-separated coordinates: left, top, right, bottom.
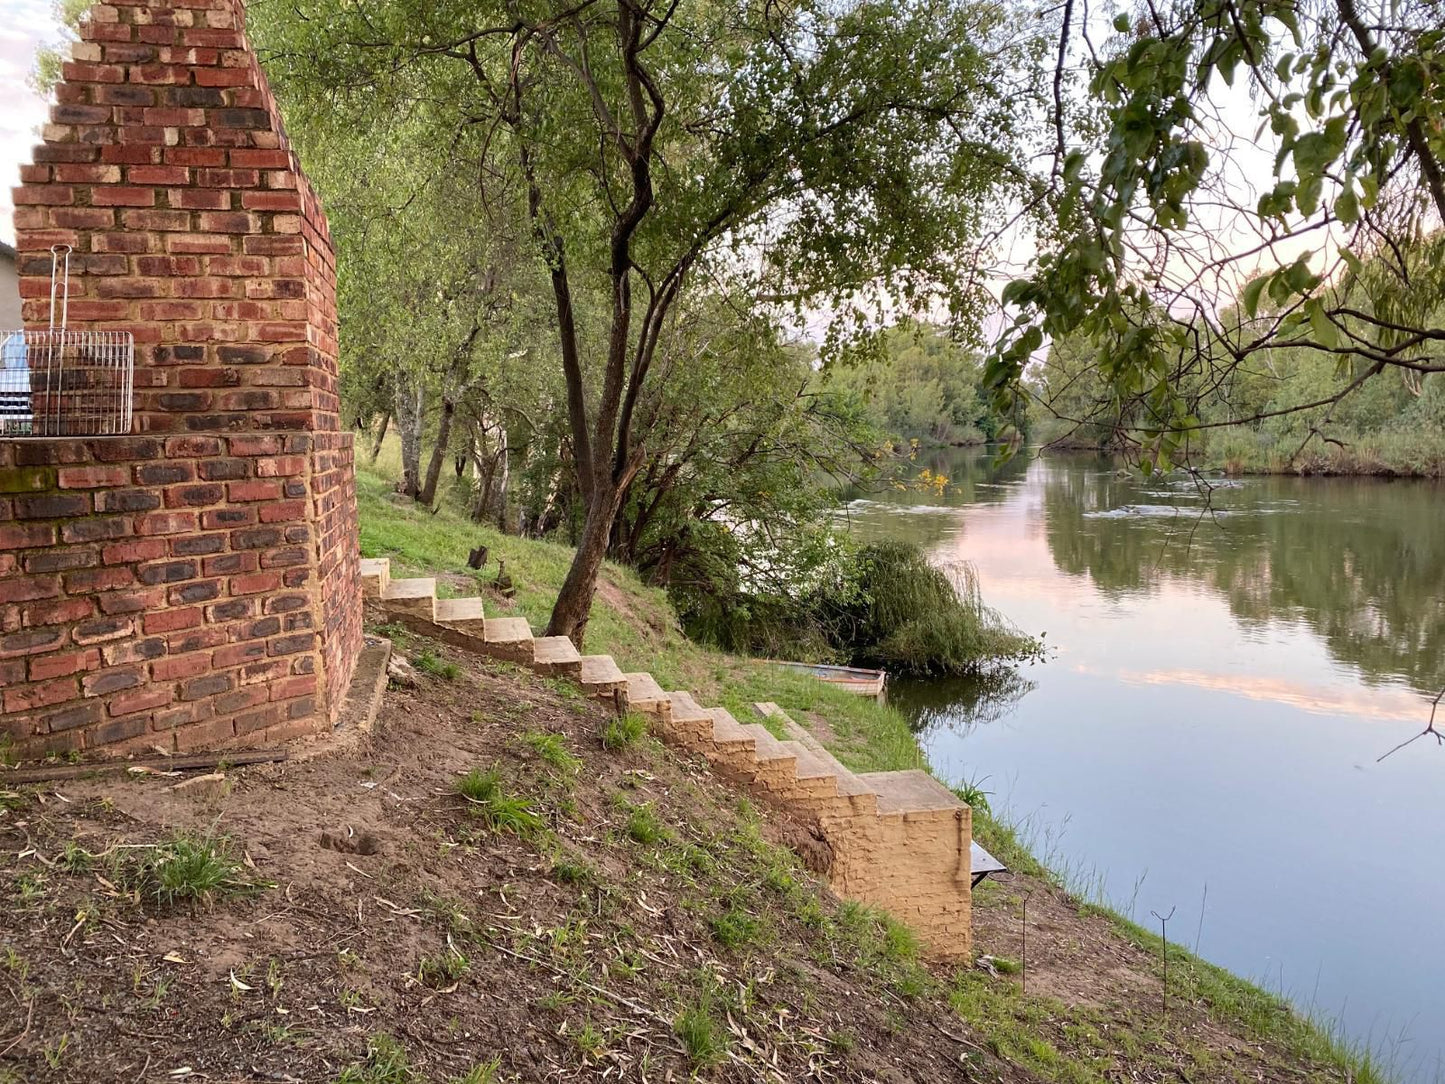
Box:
48, 244, 73, 334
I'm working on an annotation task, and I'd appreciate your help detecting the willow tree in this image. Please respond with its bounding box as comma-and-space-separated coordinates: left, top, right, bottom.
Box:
987, 0, 1445, 468
260, 0, 1046, 645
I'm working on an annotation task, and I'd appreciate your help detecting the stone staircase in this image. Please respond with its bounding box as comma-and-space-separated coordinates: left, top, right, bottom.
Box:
360, 557, 974, 957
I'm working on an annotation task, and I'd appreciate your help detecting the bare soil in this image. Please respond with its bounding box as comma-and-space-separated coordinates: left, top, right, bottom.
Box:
0, 627, 1359, 1084
0, 634, 1027, 1084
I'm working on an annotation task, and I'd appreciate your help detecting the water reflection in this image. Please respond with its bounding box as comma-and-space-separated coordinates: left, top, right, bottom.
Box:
842, 449, 1445, 1082
892, 668, 1038, 737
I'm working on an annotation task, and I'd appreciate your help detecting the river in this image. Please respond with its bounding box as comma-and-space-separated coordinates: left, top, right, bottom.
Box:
841, 448, 1445, 1083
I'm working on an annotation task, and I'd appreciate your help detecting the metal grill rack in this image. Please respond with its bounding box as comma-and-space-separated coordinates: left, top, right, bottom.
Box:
0, 246, 134, 438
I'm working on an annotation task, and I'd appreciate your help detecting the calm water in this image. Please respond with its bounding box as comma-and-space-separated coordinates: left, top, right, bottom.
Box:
842, 449, 1445, 1082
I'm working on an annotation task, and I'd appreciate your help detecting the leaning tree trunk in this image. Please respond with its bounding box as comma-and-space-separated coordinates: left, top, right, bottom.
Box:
369, 411, 390, 463
394, 382, 424, 499
417, 395, 456, 507
544, 486, 618, 647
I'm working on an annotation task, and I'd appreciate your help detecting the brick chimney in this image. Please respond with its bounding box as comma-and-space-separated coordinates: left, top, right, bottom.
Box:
2, 0, 362, 758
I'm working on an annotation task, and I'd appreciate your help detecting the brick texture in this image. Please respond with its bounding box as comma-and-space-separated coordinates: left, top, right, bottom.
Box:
3, 0, 362, 759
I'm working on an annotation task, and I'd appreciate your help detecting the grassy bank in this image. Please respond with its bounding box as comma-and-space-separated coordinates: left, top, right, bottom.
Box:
356, 462, 1389, 1083
1035, 427, 1445, 477
1212, 429, 1445, 478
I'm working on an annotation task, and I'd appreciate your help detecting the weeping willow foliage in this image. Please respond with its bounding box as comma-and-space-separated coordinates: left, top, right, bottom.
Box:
681, 540, 1040, 677
829, 543, 1042, 677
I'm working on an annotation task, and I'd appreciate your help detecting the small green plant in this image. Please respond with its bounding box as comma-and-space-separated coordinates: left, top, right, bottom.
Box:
334, 1033, 417, 1084
623, 802, 667, 846
992, 955, 1022, 975
950, 776, 992, 814
674, 999, 727, 1068
418, 949, 469, 988
450, 1058, 502, 1084
708, 901, 762, 949
123, 834, 260, 908
572, 1020, 606, 1061
413, 649, 461, 681
519, 731, 582, 777
549, 858, 594, 886
601, 711, 647, 751
455, 768, 544, 836
43, 1034, 70, 1069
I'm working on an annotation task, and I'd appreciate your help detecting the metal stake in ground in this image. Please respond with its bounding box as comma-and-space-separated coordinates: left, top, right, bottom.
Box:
1151, 906, 1176, 1016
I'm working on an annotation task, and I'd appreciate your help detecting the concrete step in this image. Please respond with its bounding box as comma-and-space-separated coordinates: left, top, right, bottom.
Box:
666, 690, 714, 746
859, 770, 965, 815
434, 596, 486, 634
579, 654, 625, 694
359, 557, 391, 598
759, 703, 876, 805
710, 707, 755, 751
743, 723, 793, 763
381, 577, 437, 619
624, 672, 669, 716
481, 617, 534, 664
532, 635, 582, 677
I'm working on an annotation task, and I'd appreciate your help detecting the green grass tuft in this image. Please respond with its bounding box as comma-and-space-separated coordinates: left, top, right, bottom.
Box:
122, 834, 262, 909
334, 1033, 418, 1084
623, 802, 668, 846
519, 731, 582, 777
413, 649, 461, 681
674, 997, 728, 1068
455, 768, 544, 836
601, 711, 647, 751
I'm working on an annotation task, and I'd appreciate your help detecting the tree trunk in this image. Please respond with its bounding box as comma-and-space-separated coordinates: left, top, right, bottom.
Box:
369, 411, 390, 463
418, 395, 456, 506
544, 487, 618, 647
394, 382, 424, 498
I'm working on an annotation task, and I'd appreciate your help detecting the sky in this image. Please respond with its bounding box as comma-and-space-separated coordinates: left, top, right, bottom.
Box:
0, 0, 62, 248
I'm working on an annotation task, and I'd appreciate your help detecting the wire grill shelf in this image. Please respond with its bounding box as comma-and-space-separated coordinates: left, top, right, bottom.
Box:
1, 245, 135, 439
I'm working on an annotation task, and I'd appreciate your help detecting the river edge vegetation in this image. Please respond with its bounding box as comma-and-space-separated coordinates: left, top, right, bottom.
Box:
351, 459, 1391, 1082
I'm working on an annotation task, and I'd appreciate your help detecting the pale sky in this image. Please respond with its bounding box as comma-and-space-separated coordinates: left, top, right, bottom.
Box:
0, 0, 63, 248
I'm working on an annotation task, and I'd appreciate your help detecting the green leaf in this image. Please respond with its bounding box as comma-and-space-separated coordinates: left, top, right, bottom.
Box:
1241, 275, 1268, 318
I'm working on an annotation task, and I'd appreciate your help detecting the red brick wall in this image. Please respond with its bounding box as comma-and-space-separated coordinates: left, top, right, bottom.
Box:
2, 0, 361, 758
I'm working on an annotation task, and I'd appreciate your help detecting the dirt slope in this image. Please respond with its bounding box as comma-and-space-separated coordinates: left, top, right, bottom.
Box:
0, 636, 1031, 1084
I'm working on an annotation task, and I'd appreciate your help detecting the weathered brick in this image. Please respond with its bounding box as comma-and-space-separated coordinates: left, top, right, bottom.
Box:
43, 699, 105, 732
23, 597, 96, 628
138, 559, 197, 586
170, 580, 221, 605
61, 517, 132, 544
28, 648, 100, 682
3, 677, 78, 714
144, 607, 203, 634
24, 549, 98, 574
136, 462, 194, 485
72, 616, 135, 645
108, 685, 173, 717
151, 652, 211, 682
0, 576, 61, 605
101, 637, 167, 666
57, 465, 129, 489
181, 672, 232, 701
82, 667, 145, 697
15, 493, 90, 519
268, 632, 315, 656
99, 489, 162, 513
